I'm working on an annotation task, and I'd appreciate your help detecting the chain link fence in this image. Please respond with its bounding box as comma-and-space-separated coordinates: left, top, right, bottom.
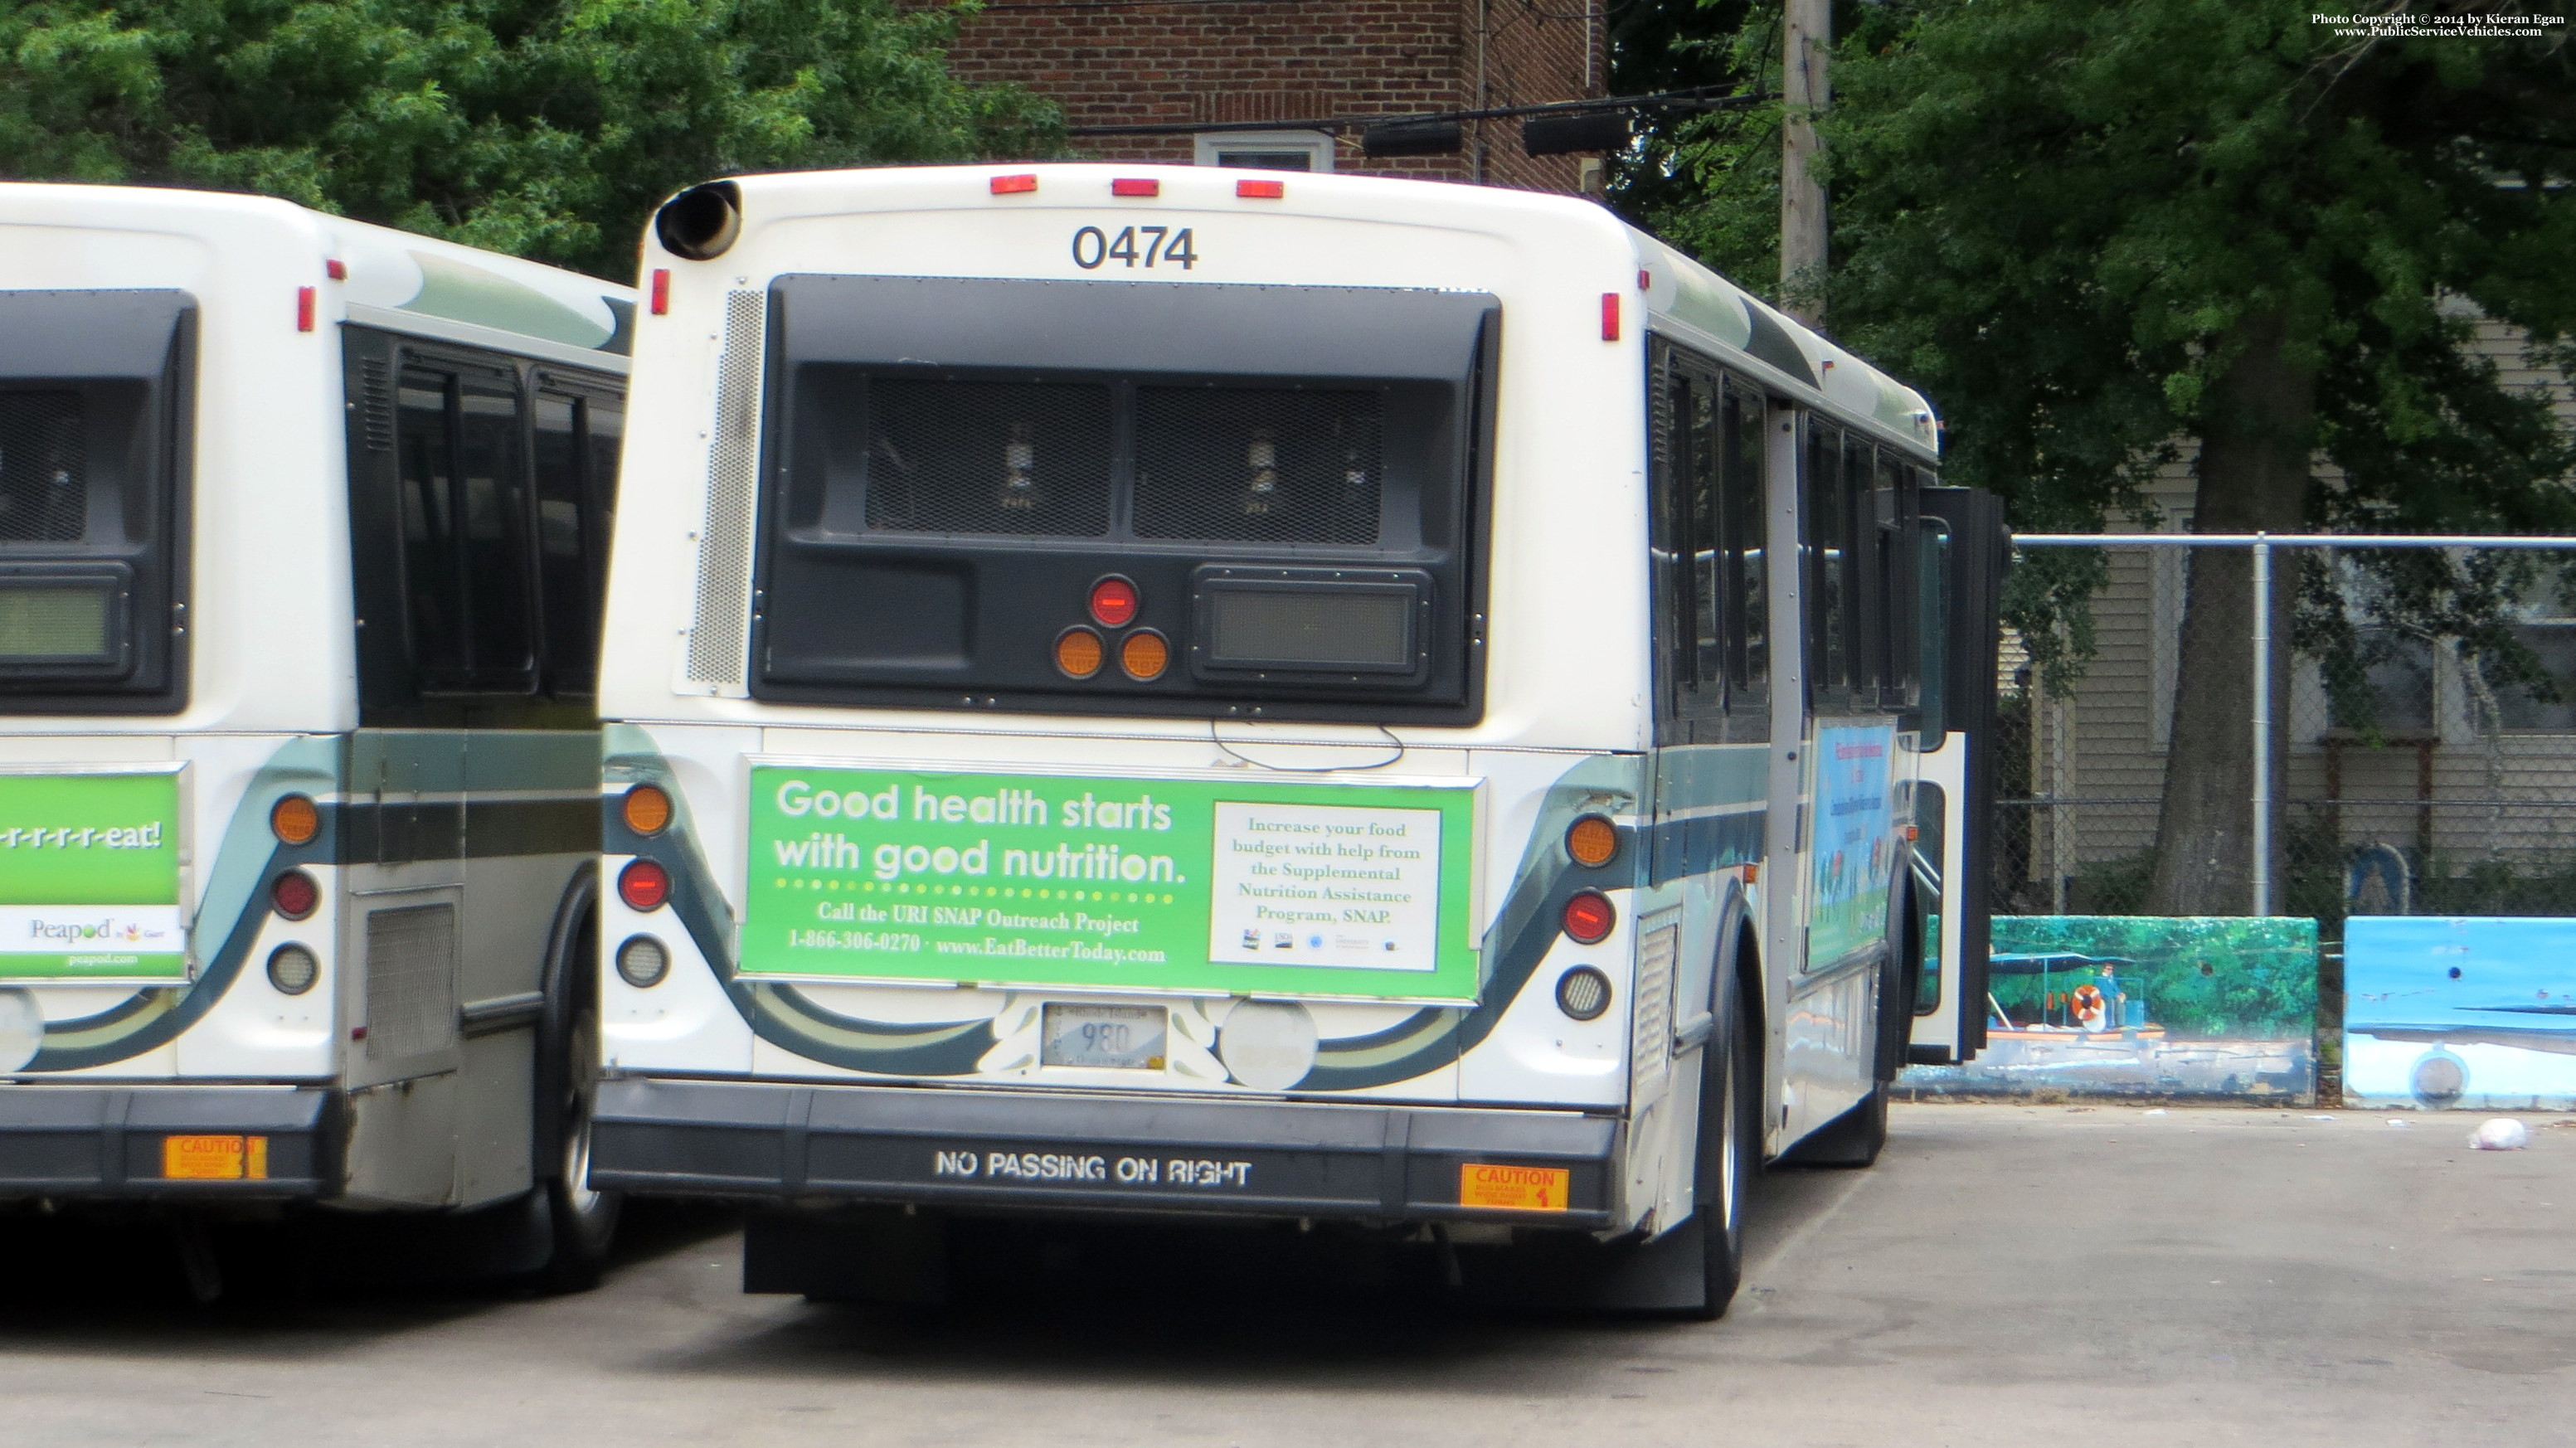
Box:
1995, 536, 2576, 924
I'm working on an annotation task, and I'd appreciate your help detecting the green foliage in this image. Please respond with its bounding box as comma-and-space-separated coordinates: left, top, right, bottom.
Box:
0, 0, 1062, 279
1990, 914, 2319, 1038
1629, 1, 2576, 666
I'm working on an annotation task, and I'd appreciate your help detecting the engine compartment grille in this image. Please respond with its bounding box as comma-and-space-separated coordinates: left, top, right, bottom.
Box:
863, 378, 1112, 537
0, 392, 87, 543
1135, 386, 1381, 544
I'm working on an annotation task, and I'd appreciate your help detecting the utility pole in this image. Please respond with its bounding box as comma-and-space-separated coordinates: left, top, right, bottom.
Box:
1780, 0, 1830, 329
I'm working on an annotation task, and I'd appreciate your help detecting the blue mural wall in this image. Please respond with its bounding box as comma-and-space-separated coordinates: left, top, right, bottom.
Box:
2344, 916, 2576, 1111
1901, 916, 2317, 1102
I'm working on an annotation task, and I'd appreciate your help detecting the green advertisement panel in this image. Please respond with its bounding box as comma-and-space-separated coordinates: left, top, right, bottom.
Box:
741, 765, 1481, 1001
0, 770, 187, 979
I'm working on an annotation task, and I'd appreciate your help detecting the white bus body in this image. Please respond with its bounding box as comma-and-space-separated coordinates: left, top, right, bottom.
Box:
0, 184, 632, 1285
588, 165, 1997, 1314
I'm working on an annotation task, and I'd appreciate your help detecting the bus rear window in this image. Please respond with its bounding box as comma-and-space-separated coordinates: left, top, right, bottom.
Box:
753, 275, 1495, 723
0, 289, 193, 713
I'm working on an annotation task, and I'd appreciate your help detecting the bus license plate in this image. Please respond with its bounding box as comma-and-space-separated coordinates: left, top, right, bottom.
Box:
1042, 1003, 1167, 1070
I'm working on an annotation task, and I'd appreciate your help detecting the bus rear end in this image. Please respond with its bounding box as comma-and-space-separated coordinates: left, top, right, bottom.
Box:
589, 166, 1696, 1299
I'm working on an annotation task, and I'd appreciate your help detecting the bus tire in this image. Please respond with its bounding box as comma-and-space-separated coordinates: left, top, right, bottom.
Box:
535, 893, 622, 1293
1691, 970, 1759, 1318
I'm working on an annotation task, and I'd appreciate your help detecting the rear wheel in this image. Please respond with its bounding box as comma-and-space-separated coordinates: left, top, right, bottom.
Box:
1691, 971, 1759, 1318
537, 908, 621, 1293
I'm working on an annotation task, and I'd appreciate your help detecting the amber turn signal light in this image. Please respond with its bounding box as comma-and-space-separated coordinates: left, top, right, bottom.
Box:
270, 794, 319, 846
1055, 627, 1106, 678
1119, 629, 1169, 682
1566, 814, 1617, 867
623, 783, 673, 836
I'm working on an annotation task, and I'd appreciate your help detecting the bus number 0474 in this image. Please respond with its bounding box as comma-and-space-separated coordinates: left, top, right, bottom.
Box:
1072, 226, 1198, 271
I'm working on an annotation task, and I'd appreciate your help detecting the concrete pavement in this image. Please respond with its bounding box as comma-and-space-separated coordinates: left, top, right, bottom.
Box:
1, 1104, 2569, 1446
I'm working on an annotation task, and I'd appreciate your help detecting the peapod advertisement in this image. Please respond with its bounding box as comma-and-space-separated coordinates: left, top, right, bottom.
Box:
0, 769, 187, 981
1806, 722, 1897, 967
740, 763, 1481, 1001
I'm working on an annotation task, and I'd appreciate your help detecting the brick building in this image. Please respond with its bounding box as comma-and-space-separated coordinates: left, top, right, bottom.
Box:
926, 0, 1609, 195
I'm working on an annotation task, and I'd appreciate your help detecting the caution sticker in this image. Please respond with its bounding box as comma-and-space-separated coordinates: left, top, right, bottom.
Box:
1458, 1162, 1572, 1211
161, 1135, 270, 1180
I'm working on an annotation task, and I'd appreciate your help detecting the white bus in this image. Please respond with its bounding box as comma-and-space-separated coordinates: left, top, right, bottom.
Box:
587, 164, 2002, 1316
0, 184, 632, 1293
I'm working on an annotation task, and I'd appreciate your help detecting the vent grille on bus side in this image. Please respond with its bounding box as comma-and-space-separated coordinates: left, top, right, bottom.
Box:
359, 357, 396, 452
863, 379, 1111, 536
1134, 387, 1381, 544
0, 392, 88, 542
685, 289, 766, 686
1633, 923, 1678, 1096
363, 901, 457, 1061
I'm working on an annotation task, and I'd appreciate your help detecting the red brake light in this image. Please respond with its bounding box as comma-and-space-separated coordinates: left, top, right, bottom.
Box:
650, 269, 670, 315
1562, 891, 1616, 945
1111, 178, 1160, 197
1088, 576, 1140, 628
619, 858, 672, 911
296, 287, 316, 333
1237, 178, 1286, 199
1600, 292, 1621, 343
271, 870, 320, 921
991, 173, 1039, 194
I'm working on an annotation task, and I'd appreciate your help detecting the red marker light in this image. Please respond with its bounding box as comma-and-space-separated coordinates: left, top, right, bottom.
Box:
1111, 178, 1160, 197
991, 173, 1039, 195
327, 260, 348, 281
1562, 890, 1616, 945
649, 269, 671, 316
1088, 576, 1140, 628
619, 858, 671, 911
296, 286, 316, 333
271, 870, 320, 921
1600, 292, 1621, 343
1237, 178, 1286, 199
1636, 268, 1650, 291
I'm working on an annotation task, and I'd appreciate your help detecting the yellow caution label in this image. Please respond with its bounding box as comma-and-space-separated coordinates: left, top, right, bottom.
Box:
1458, 1162, 1572, 1212
163, 1135, 245, 1179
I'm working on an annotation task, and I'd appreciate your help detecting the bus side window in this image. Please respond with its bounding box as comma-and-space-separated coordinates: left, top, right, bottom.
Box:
1802, 420, 1851, 707
1646, 345, 1694, 740
1684, 371, 1724, 720
396, 362, 535, 696
396, 369, 469, 686
533, 392, 594, 695
458, 377, 536, 692
1718, 380, 1768, 736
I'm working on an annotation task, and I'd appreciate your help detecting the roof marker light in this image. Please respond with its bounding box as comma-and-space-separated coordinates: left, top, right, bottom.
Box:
1111, 177, 1160, 197
650, 269, 670, 315
1237, 178, 1286, 199
1600, 292, 1621, 343
991, 173, 1039, 194
327, 260, 348, 281
1636, 268, 1650, 291
296, 287, 316, 333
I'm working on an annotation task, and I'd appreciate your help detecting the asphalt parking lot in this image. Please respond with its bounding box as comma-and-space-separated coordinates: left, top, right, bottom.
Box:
3, 1103, 2570, 1447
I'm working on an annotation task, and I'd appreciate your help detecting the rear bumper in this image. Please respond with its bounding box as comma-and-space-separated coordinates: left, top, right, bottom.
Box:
0, 1086, 340, 1201
591, 1077, 1620, 1227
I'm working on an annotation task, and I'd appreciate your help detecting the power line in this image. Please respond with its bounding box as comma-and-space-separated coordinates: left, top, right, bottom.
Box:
1066, 84, 1767, 138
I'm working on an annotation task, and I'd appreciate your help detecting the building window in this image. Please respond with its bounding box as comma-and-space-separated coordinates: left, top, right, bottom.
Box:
2488, 575, 2576, 732
1194, 130, 1334, 172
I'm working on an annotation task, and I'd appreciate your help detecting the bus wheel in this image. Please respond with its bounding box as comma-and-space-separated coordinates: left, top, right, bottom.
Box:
1693, 972, 1759, 1318
538, 935, 622, 1292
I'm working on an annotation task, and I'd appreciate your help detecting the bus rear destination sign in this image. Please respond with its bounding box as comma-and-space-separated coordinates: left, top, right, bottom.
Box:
742, 765, 1480, 1001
